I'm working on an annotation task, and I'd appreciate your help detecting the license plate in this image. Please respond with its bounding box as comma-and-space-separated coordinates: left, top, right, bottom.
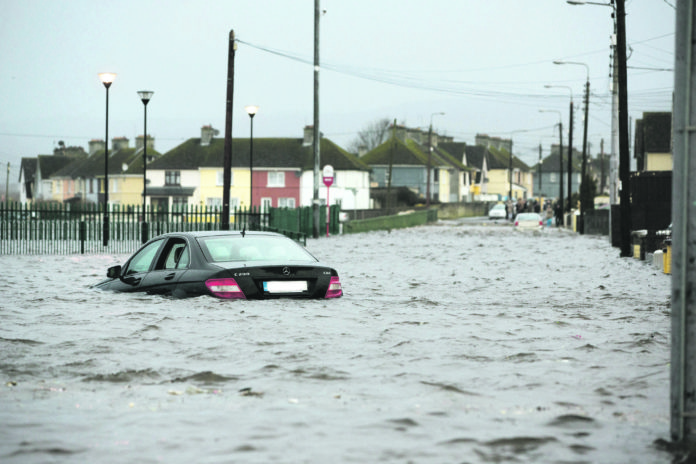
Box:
263, 281, 308, 293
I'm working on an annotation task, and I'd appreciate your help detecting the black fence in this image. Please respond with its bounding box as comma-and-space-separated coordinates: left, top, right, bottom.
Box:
0, 203, 341, 255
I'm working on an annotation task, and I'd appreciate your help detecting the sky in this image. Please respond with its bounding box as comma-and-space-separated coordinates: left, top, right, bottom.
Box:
0, 0, 675, 186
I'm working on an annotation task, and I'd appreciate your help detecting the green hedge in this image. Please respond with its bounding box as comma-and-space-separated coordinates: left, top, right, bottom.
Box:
342, 209, 437, 234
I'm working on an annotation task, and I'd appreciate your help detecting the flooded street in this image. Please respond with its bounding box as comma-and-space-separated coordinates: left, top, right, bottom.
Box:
0, 220, 672, 463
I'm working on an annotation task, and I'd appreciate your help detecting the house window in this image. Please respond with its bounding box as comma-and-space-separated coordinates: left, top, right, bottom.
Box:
433, 170, 439, 182
165, 171, 181, 186
278, 197, 296, 208
216, 171, 233, 186
261, 197, 272, 212
550, 173, 557, 182
172, 196, 187, 211
267, 171, 285, 187
206, 197, 222, 209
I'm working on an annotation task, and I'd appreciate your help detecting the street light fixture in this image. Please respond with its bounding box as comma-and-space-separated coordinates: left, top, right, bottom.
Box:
554, 60, 590, 234
245, 105, 258, 212
137, 90, 153, 244
427, 112, 445, 208
545, 84, 574, 215
98, 72, 116, 247
539, 109, 564, 226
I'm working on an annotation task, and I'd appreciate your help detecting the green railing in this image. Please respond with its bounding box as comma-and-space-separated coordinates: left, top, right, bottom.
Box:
0, 202, 341, 255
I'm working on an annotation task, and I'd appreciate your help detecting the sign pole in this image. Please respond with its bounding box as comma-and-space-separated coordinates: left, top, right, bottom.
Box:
323, 165, 334, 238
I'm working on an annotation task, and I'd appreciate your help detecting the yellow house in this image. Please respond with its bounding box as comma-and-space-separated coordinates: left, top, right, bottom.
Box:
486, 146, 533, 200
198, 167, 248, 210
635, 112, 672, 172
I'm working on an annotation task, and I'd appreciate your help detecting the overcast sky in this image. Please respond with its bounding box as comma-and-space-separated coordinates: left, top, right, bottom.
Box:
0, 0, 675, 182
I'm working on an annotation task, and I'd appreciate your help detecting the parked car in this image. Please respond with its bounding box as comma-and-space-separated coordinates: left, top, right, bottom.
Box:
514, 212, 544, 231
488, 203, 507, 220
94, 231, 343, 299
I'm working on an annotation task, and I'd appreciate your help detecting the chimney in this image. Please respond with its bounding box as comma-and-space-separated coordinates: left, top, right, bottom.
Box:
112, 136, 129, 151
136, 135, 155, 152
201, 125, 219, 146
89, 139, 105, 155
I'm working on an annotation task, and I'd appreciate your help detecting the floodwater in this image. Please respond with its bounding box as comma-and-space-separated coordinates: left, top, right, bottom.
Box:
0, 220, 673, 463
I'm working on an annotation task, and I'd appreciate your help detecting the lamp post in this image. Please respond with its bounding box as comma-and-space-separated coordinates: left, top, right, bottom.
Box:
245, 105, 258, 211
554, 60, 590, 234
545, 84, 574, 214
427, 112, 445, 208
98, 72, 116, 247
137, 90, 153, 244
540, 110, 563, 226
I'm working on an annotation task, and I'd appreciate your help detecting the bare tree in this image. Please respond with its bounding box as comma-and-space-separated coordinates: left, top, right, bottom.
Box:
347, 117, 392, 154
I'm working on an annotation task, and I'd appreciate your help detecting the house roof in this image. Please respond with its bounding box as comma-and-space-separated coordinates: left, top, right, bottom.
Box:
462, 145, 488, 171
147, 137, 370, 172
19, 158, 37, 182
52, 147, 162, 179
640, 112, 671, 154
487, 146, 530, 171
434, 142, 469, 171
538, 145, 583, 171
38, 155, 78, 179
438, 142, 466, 162
361, 137, 465, 170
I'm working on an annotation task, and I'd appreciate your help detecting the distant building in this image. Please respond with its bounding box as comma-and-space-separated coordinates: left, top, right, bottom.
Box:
634, 112, 672, 172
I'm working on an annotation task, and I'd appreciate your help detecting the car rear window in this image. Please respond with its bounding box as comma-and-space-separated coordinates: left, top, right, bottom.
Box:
198, 235, 317, 263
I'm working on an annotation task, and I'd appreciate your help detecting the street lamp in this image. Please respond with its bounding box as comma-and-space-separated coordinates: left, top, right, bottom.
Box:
245, 105, 258, 211
427, 112, 445, 208
545, 84, 574, 214
554, 60, 590, 234
137, 90, 153, 244
98, 72, 116, 247
539, 110, 564, 226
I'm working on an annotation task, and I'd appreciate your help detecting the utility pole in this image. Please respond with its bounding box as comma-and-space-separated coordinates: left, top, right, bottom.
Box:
616, 0, 631, 257
567, 100, 574, 213
5, 162, 9, 202
538, 144, 542, 192
600, 139, 606, 194
222, 30, 236, 231
670, 0, 696, 445
387, 119, 396, 215
508, 142, 513, 202
427, 124, 432, 208
580, 78, 590, 234
558, 123, 564, 226
312, 0, 321, 238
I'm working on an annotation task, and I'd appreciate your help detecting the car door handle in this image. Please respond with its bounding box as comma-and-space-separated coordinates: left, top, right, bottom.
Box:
164, 273, 177, 281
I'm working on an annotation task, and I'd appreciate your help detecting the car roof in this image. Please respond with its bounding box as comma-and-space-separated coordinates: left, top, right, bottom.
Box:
151, 230, 285, 240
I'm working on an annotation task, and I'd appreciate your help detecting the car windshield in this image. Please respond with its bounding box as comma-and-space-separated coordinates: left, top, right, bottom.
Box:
198, 235, 317, 263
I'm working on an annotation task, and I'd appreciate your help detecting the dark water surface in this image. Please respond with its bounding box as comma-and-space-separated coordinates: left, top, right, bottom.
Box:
0, 222, 672, 463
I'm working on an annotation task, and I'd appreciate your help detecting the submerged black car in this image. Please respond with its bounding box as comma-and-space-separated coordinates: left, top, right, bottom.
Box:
94, 231, 343, 299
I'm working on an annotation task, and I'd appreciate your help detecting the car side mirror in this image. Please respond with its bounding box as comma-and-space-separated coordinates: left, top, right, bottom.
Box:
107, 265, 122, 279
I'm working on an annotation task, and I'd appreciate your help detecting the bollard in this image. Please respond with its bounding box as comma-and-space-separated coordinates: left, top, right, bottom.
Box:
653, 250, 664, 272
663, 239, 672, 275
631, 230, 647, 260
79, 221, 86, 254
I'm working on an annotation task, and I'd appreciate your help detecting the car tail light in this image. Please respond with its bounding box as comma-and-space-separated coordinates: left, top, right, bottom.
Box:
514, 221, 519, 226
325, 276, 343, 298
539, 220, 544, 226
205, 278, 246, 299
